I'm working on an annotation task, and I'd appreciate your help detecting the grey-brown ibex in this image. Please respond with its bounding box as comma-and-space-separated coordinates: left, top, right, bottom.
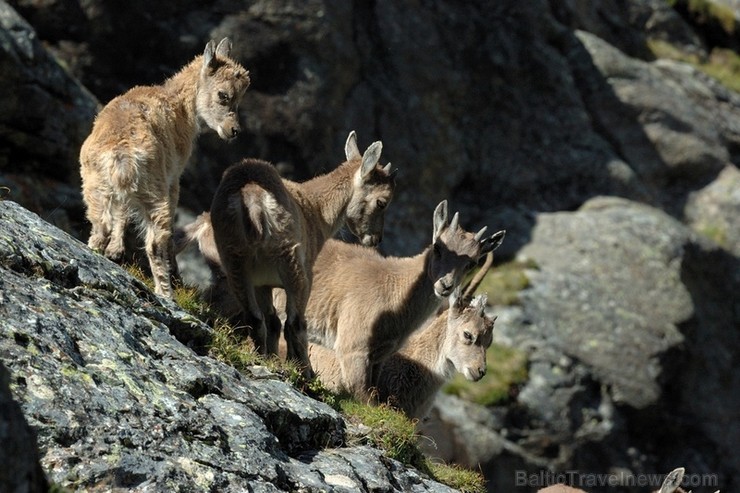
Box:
208, 131, 396, 377
80, 38, 249, 298
307, 288, 495, 419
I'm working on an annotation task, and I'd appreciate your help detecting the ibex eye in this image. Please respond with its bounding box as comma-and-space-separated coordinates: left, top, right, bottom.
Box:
377, 199, 387, 210
218, 91, 229, 103
464, 331, 473, 342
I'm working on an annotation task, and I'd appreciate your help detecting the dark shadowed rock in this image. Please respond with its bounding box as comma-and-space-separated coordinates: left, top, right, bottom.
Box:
0, 200, 456, 492
0, 362, 49, 493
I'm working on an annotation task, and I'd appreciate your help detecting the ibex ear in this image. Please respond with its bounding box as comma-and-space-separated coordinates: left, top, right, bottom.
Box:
345, 131, 361, 161
480, 230, 505, 257
203, 40, 217, 70
215, 37, 232, 58
359, 141, 382, 180
432, 200, 448, 243
659, 468, 685, 493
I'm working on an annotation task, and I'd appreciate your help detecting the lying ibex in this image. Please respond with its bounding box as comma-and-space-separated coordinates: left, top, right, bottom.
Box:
307, 288, 495, 419
209, 131, 396, 376
80, 38, 250, 297
302, 200, 504, 401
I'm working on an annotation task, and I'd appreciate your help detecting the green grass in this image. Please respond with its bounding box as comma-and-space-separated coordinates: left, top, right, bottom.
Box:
427, 462, 487, 493
339, 398, 486, 492
123, 264, 485, 491
469, 258, 536, 306
444, 342, 529, 407
697, 222, 730, 249
647, 39, 740, 93
667, 0, 736, 34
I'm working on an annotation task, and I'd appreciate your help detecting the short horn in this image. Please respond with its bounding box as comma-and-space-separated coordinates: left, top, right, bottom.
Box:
474, 226, 488, 242
449, 212, 459, 232
383, 162, 392, 173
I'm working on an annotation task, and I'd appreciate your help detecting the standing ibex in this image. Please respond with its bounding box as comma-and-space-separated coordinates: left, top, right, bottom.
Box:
307, 288, 495, 419
302, 200, 505, 401
209, 131, 396, 377
80, 38, 250, 298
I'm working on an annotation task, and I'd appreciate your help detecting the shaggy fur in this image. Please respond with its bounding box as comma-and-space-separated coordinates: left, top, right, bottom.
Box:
80, 38, 250, 297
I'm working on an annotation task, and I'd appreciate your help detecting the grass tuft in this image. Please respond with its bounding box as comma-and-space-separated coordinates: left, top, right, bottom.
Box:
427, 461, 487, 493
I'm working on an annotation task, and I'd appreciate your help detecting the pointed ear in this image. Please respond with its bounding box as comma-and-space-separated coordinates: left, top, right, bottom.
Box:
480, 230, 505, 257
345, 131, 361, 161
215, 37, 232, 58
432, 200, 448, 243
203, 40, 217, 69
359, 141, 382, 179
659, 468, 685, 493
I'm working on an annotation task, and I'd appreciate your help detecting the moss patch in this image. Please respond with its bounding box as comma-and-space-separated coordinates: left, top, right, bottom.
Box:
470, 259, 536, 306
339, 398, 486, 492
648, 38, 740, 92
427, 462, 487, 493
444, 342, 529, 406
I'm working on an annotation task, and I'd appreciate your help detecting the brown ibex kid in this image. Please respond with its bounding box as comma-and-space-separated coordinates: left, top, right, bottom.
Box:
80, 38, 250, 298
209, 131, 396, 377
302, 200, 505, 401
307, 288, 495, 419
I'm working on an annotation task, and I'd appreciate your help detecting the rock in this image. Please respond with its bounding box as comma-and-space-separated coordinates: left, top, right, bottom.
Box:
0, 200, 456, 492
685, 165, 740, 255
421, 197, 738, 490
0, 1, 97, 238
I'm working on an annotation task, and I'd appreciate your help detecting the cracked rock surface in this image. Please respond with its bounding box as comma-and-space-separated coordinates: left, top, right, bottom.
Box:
0, 200, 454, 492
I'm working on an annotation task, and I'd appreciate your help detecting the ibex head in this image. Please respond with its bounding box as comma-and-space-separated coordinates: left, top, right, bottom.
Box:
197, 37, 250, 141
428, 200, 505, 298
442, 289, 495, 381
344, 131, 397, 247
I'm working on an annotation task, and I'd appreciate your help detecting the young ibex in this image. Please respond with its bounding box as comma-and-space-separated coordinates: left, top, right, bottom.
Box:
302, 200, 505, 401
80, 38, 250, 297
307, 288, 495, 419
209, 131, 396, 377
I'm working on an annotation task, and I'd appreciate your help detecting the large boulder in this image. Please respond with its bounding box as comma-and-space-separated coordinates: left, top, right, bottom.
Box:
420, 197, 739, 492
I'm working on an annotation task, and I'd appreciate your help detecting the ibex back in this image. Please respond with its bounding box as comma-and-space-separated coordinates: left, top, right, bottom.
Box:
80, 38, 250, 298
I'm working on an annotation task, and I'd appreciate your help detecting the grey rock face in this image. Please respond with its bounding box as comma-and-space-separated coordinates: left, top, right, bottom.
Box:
420, 197, 739, 491
0, 200, 454, 492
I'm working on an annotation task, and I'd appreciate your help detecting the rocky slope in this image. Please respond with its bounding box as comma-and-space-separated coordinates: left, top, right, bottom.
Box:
0, 199, 456, 492
1, 0, 739, 492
